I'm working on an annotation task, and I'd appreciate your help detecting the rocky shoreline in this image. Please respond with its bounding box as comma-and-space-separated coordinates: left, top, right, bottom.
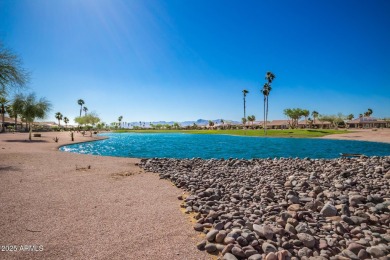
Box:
140, 156, 390, 260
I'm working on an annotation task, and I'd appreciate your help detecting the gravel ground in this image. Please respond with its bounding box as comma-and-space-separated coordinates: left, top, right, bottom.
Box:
0, 132, 208, 260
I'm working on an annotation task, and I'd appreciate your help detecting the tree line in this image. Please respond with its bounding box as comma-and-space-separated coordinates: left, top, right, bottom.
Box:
0, 42, 51, 140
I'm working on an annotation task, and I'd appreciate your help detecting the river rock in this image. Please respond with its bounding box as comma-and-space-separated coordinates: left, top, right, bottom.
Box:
320, 203, 338, 217
223, 253, 238, 260
297, 233, 316, 248
139, 156, 390, 260
205, 243, 217, 253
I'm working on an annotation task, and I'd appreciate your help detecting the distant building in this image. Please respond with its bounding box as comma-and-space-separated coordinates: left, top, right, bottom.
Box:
268, 120, 289, 129
298, 119, 331, 129
346, 117, 389, 128
0, 116, 23, 131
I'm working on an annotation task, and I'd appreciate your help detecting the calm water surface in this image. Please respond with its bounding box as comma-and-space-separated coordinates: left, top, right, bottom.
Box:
59, 133, 390, 159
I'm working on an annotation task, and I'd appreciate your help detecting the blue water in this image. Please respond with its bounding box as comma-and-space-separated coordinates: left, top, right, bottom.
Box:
59, 133, 390, 159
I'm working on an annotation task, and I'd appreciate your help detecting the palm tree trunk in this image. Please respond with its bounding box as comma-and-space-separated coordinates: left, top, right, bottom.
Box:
1, 104, 5, 133
265, 96, 269, 135
80, 105, 82, 117
29, 123, 32, 140
14, 115, 18, 131
244, 95, 246, 118
263, 96, 266, 134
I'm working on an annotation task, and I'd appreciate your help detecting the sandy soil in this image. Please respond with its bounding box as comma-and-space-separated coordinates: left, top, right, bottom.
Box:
1, 129, 389, 259
320, 128, 390, 144
0, 131, 208, 260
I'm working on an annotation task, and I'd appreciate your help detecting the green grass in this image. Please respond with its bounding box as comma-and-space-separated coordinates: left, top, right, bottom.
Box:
114, 129, 349, 138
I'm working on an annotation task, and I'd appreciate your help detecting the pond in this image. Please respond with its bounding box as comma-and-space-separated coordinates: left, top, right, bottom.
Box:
59, 133, 390, 159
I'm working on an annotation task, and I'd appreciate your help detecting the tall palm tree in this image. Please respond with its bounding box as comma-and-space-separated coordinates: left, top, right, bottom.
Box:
21, 93, 52, 140
302, 109, 310, 128
311, 111, 319, 124
83, 106, 88, 116
262, 71, 275, 134
63, 117, 69, 128
77, 99, 84, 117
55, 112, 63, 126
242, 89, 249, 120
118, 116, 123, 129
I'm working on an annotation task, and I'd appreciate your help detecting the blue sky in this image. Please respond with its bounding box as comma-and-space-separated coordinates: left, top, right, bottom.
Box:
1, 0, 389, 124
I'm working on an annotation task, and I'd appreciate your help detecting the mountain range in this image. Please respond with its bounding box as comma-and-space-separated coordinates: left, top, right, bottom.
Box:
124, 119, 240, 127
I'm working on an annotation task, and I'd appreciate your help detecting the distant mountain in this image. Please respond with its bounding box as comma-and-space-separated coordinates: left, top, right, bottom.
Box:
123, 119, 240, 128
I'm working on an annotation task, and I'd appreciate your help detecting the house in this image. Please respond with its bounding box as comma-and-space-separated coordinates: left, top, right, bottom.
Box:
346, 117, 389, 128
0, 116, 23, 131
298, 119, 332, 129
267, 120, 289, 129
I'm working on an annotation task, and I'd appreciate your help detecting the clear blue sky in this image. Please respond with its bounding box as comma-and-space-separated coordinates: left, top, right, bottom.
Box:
1, 0, 389, 124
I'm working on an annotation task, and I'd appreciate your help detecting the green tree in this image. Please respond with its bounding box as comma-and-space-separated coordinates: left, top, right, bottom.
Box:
173, 122, 180, 129
262, 71, 275, 134
21, 93, 52, 140
83, 106, 88, 116
77, 99, 84, 117
247, 115, 256, 128
75, 113, 100, 128
242, 117, 247, 126
283, 108, 303, 129
118, 115, 123, 128
208, 120, 214, 127
302, 109, 310, 128
366, 108, 373, 117
242, 89, 249, 121
0, 42, 29, 91
63, 117, 69, 128
311, 111, 319, 124
347, 114, 354, 121
55, 112, 63, 126
10, 93, 25, 131
319, 113, 346, 129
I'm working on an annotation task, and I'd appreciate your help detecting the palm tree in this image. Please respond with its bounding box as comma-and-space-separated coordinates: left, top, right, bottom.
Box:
262, 71, 275, 134
20, 93, 52, 140
242, 89, 249, 120
302, 109, 310, 128
242, 117, 247, 126
118, 116, 123, 128
83, 106, 88, 116
366, 108, 373, 117
311, 111, 319, 124
77, 99, 84, 117
55, 112, 63, 126
347, 114, 354, 121
10, 93, 25, 131
247, 115, 256, 128
63, 117, 69, 128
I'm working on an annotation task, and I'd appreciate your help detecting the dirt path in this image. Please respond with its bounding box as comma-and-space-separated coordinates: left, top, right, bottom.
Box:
321, 128, 390, 144
0, 132, 208, 260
